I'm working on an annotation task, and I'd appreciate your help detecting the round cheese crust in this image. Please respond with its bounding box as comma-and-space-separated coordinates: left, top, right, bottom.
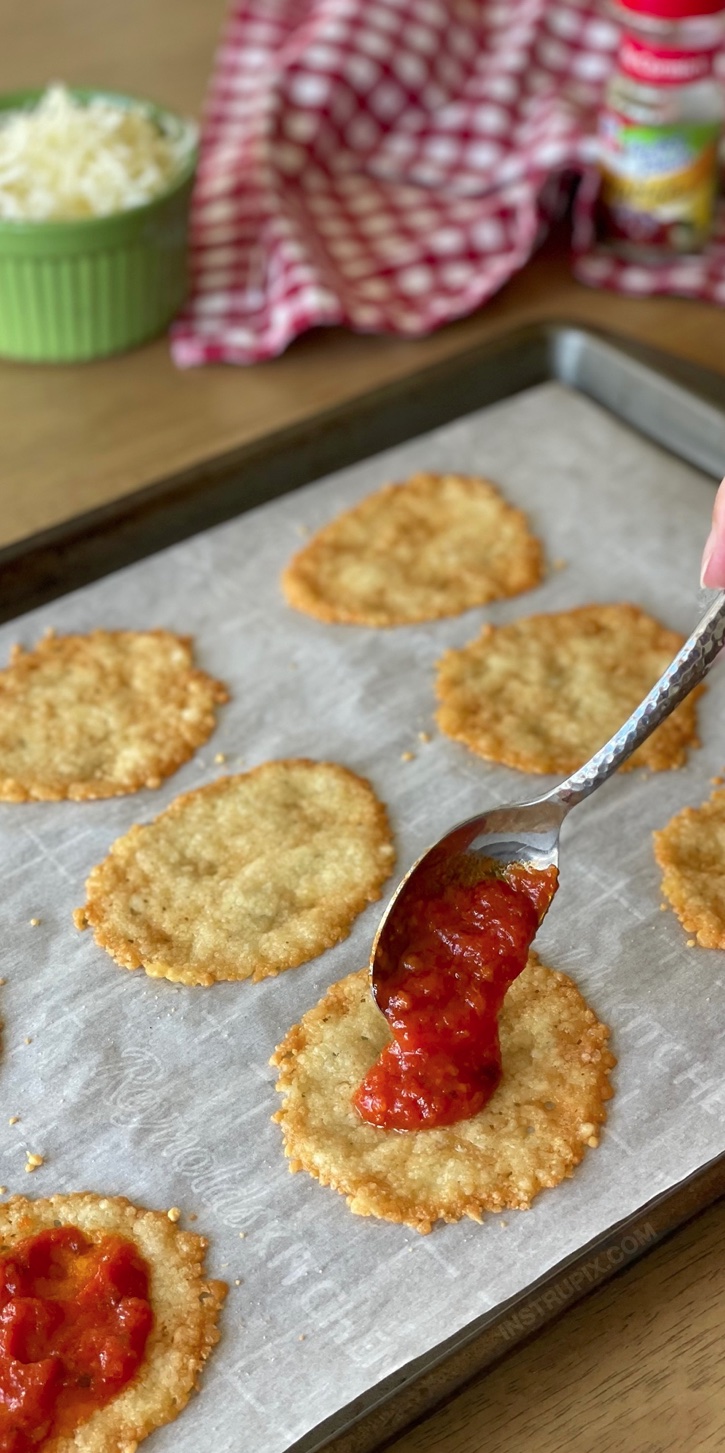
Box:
0, 630, 229, 802
75, 759, 396, 985
0, 1193, 226, 1453
654, 788, 725, 947
436, 603, 701, 775
282, 472, 543, 626
272, 957, 615, 1233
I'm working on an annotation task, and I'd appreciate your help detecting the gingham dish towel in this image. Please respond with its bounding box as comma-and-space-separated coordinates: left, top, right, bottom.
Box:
170, 0, 725, 367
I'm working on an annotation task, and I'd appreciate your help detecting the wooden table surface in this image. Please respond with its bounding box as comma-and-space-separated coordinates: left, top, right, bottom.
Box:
2, 5, 725, 1451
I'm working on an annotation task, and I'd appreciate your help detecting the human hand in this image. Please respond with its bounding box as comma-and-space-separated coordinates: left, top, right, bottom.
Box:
701, 478, 725, 588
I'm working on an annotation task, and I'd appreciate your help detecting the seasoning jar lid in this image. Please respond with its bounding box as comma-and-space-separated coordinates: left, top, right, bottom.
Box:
617, 0, 725, 16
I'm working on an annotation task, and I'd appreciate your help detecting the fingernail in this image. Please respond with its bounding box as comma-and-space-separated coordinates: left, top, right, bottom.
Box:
700, 528, 725, 588
701, 531, 714, 587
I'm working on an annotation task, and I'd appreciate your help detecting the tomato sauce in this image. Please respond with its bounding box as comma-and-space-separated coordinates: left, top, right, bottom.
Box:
354, 862, 558, 1131
0, 1226, 153, 1452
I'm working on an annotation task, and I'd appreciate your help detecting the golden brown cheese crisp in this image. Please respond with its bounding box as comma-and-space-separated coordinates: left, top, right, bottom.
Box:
282, 471, 543, 626
436, 603, 701, 775
75, 759, 395, 986
654, 789, 725, 947
271, 957, 615, 1233
0, 1192, 225, 1453
0, 629, 229, 802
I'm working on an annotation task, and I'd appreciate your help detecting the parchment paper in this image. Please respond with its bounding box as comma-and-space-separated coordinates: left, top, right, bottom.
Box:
2, 382, 725, 1453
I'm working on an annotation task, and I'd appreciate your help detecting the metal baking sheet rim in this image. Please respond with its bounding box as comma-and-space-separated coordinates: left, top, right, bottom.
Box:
1, 322, 724, 624
300, 1150, 725, 1453
3, 326, 725, 1453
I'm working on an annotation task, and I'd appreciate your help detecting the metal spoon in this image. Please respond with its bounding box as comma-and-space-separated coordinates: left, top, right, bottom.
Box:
371, 590, 725, 998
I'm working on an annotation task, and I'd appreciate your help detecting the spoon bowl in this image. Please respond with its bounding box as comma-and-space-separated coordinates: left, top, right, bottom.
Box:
370, 793, 565, 1003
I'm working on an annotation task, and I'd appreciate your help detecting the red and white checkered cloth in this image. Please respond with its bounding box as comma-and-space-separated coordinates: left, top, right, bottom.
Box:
170, 0, 725, 367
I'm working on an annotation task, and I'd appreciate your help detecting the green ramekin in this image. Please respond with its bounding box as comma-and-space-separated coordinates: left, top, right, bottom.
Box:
0, 88, 198, 363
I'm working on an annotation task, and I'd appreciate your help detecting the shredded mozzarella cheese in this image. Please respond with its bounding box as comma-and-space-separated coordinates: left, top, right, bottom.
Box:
0, 84, 196, 221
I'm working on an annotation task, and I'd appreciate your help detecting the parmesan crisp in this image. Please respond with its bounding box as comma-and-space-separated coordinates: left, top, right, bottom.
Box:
436, 603, 701, 775
272, 957, 615, 1234
0, 1193, 225, 1452
0, 629, 228, 802
282, 472, 543, 626
654, 789, 725, 947
75, 759, 395, 986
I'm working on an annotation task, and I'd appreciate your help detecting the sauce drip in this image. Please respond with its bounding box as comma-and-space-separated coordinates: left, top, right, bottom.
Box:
0, 1226, 153, 1452
354, 863, 558, 1131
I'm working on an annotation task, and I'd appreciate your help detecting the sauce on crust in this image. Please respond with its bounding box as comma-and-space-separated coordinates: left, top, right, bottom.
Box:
272, 960, 615, 1233
355, 864, 559, 1130
0, 1227, 152, 1451
0, 1195, 225, 1452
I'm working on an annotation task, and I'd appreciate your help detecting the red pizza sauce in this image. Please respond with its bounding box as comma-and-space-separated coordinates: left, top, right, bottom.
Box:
0, 1226, 153, 1452
354, 862, 558, 1132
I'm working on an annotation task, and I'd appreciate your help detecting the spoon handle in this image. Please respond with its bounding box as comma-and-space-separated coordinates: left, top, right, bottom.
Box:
550, 590, 725, 809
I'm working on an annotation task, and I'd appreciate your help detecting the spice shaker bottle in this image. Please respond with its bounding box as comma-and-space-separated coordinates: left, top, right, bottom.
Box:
598, 0, 725, 258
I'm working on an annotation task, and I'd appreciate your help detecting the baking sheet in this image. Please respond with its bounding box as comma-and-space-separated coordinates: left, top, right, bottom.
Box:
2, 380, 725, 1453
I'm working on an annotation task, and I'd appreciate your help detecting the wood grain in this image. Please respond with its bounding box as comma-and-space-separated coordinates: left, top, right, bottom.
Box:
388, 1199, 725, 1453
2, 6, 725, 1452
